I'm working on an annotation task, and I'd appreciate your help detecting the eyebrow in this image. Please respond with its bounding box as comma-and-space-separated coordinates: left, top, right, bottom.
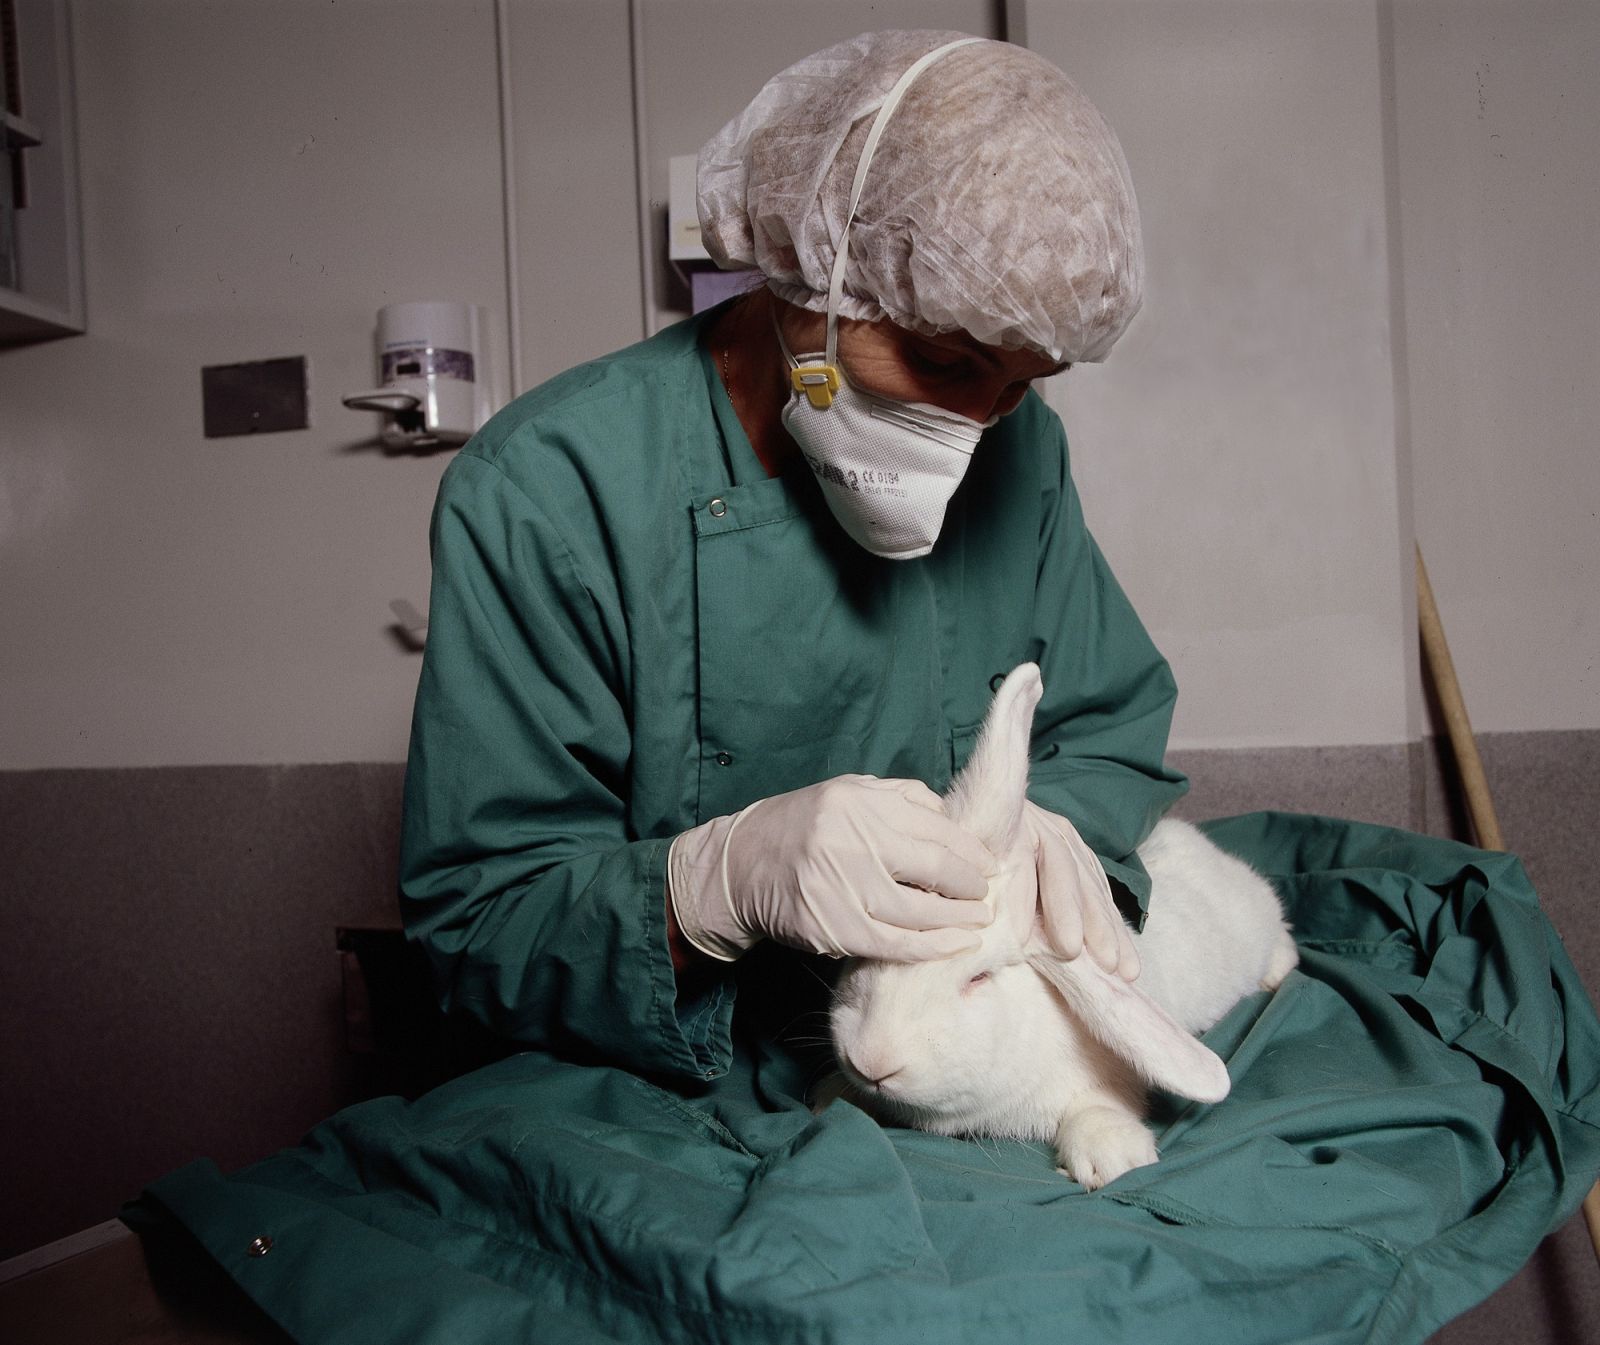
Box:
965, 341, 1068, 379
921, 332, 1070, 379
987, 350, 1071, 380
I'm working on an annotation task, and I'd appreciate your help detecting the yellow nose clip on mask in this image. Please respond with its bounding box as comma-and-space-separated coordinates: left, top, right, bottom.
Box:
790, 364, 840, 409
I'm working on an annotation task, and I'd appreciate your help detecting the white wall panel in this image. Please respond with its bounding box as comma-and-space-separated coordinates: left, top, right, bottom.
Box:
1389, 0, 1600, 733
507, 0, 644, 391
1023, 1, 1410, 749
0, 0, 505, 767
634, 0, 1001, 334
6, 0, 1587, 768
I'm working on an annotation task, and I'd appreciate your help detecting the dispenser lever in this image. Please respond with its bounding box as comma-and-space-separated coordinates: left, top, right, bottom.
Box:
342, 389, 423, 414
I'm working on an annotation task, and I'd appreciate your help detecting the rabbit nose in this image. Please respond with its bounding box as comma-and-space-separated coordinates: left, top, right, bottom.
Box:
844, 1049, 905, 1089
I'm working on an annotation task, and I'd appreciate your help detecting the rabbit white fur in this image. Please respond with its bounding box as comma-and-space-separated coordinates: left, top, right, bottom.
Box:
826, 663, 1298, 1189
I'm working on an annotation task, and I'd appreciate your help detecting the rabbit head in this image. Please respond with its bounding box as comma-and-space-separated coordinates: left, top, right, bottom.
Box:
828, 663, 1229, 1142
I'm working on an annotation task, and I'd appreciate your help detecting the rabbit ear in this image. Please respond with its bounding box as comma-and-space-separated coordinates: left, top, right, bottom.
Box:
1027, 950, 1232, 1104
945, 663, 1043, 854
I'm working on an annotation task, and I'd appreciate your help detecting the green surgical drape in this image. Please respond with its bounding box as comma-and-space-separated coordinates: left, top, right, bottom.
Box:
135, 312, 1600, 1345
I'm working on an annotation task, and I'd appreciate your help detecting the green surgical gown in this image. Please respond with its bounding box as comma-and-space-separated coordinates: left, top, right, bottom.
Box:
135, 310, 1600, 1344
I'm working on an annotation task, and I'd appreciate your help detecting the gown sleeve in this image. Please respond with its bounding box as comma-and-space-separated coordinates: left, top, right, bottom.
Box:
398, 450, 734, 1082
1025, 409, 1190, 926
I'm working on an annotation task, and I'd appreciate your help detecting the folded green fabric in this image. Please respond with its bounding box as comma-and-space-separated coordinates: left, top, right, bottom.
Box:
135, 813, 1600, 1345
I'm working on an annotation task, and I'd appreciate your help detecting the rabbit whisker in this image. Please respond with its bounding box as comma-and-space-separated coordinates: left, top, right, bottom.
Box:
774, 1007, 833, 1040
794, 962, 839, 994
967, 1134, 1005, 1171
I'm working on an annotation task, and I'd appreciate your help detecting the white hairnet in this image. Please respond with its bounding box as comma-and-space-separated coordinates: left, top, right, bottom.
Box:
697, 31, 1144, 364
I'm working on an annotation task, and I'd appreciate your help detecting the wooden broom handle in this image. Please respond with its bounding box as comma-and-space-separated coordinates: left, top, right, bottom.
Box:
1415, 544, 1600, 1261
1415, 546, 1504, 850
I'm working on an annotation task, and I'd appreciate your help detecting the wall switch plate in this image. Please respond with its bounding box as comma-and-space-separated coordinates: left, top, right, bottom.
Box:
202, 356, 309, 437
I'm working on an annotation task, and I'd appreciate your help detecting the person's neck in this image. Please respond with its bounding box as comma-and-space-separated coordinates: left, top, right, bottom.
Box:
708, 288, 800, 478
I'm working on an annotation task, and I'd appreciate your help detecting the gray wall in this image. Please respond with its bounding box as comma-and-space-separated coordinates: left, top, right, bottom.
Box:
4, 734, 1597, 1342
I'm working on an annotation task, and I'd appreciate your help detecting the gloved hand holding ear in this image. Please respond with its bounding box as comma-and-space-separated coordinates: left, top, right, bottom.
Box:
1022, 800, 1141, 980
668, 774, 998, 962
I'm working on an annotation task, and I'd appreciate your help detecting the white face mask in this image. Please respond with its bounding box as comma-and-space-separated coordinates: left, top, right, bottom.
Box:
775, 36, 992, 561
776, 322, 993, 559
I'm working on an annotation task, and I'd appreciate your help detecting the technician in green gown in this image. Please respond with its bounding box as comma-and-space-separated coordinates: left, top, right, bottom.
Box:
137, 31, 1600, 1345
400, 32, 1176, 1083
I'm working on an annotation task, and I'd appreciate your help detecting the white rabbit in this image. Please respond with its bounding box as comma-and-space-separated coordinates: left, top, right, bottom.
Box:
825, 663, 1299, 1190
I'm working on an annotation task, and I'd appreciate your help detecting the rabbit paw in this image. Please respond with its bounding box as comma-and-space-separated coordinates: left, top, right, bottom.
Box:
1056, 1106, 1158, 1190
1260, 930, 1300, 992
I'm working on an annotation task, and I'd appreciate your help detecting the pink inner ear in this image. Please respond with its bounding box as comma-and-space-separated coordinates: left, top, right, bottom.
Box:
983, 852, 1041, 947
1028, 950, 1232, 1104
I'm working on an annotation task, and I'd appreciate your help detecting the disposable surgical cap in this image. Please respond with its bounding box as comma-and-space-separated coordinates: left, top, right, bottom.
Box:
697, 30, 1144, 364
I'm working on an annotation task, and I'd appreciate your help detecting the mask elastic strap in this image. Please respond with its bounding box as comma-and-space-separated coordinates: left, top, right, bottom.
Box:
790, 36, 984, 410
771, 309, 799, 369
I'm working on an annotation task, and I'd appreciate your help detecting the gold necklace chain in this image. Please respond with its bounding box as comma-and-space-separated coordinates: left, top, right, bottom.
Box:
721, 341, 737, 416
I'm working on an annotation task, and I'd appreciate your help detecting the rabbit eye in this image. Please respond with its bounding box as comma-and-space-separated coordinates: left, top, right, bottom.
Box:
965, 971, 991, 989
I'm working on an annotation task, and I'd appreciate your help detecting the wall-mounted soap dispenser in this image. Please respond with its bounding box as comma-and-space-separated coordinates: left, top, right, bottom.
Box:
343, 301, 493, 450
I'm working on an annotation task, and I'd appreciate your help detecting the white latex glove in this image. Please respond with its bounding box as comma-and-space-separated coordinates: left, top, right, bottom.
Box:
1023, 800, 1141, 981
668, 775, 998, 962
